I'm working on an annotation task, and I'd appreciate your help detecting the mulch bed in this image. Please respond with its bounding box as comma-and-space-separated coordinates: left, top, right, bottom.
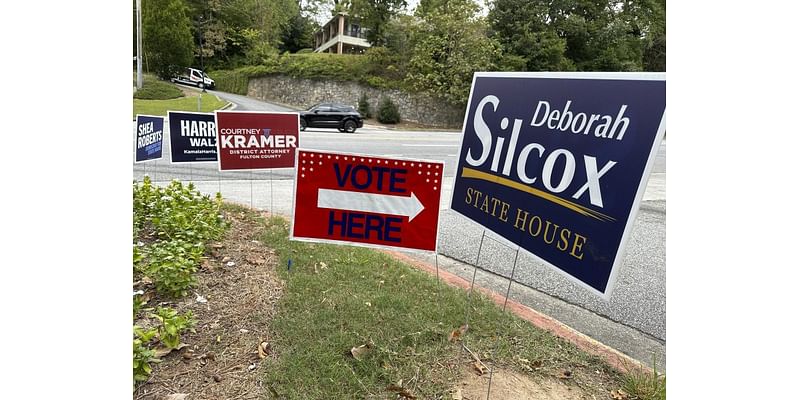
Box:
134, 209, 284, 400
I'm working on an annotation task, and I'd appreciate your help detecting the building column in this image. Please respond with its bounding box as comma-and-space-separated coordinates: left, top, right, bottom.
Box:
337, 14, 345, 54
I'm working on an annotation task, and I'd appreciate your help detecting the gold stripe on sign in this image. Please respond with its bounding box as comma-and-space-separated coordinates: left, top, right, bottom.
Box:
460, 167, 616, 222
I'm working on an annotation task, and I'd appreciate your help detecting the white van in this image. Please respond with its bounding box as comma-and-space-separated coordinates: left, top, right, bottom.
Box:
171, 67, 215, 90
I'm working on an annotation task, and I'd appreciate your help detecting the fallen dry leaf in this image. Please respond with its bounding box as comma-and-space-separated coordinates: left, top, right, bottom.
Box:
164, 394, 188, 400
473, 361, 487, 375
350, 344, 372, 360
448, 324, 469, 342
557, 370, 573, 379
610, 389, 629, 400
258, 341, 270, 359
153, 343, 188, 358
386, 383, 416, 399
452, 388, 463, 400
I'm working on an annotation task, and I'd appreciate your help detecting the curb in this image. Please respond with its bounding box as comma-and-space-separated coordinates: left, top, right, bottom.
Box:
381, 250, 652, 375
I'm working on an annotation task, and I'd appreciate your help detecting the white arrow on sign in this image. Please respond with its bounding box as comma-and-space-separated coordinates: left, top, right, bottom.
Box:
317, 189, 425, 221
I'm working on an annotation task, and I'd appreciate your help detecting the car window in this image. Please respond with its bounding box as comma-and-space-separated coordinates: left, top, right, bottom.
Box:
317, 106, 332, 112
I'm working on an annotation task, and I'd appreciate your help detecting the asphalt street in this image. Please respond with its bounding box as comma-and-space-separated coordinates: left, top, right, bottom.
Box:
133, 87, 667, 371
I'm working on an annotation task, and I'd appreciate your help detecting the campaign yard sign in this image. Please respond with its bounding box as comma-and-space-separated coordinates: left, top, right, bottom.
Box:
451, 72, 666, 299
291, 150, 443, 252
134, 114, 164, 163
168, 111, 218, 163
214, 111, 299, 170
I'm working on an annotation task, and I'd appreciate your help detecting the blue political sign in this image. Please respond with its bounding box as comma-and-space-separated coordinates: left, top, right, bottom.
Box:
135, 115, 164, 163
168, 111, 218, 163
450, 72, 665, 299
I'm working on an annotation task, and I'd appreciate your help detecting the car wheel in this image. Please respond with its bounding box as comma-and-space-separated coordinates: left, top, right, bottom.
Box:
198, 82, 205, 89
344, 120, 357, 133
300, 118, 307, 131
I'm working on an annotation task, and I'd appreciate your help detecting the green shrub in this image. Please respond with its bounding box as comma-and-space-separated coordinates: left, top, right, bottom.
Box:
358, 92, 371, 118
133, 177, 227, 298
209, 69, 249, 95
143, 239, 203, 298
152, 307, 195, 349
133, 326, 159, 383
377, 97, 400, 124
133, 78, 183, 100
297, 48, 313, 54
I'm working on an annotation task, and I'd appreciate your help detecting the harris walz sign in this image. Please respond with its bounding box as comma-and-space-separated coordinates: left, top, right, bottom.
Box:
168, 111, 218, 163
450, 72, 666, 299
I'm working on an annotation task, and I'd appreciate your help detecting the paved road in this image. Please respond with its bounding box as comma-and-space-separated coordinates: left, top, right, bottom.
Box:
133, 89, 667, 370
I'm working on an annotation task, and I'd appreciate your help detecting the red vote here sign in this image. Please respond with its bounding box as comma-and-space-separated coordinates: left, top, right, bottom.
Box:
291, 150, 443, 252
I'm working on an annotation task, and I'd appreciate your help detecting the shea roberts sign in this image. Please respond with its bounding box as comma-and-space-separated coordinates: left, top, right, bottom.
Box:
134, 114, 164, 163
291, 150, 443, 252
214, 111, 299, 170
451, 72, 665, 299
168, 111, 218, 163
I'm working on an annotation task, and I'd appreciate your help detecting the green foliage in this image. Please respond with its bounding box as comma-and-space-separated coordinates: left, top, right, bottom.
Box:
208, 69, 250, 95
488, 0, 665, 72
143, 239, 203, 298
133, 326, 159, 383
377, 96, 400, 124
133, 78, 183, 100
210, 52, 407, 93
133, 177, 227, 297
350, 0, 408, 47
134, 177, 226, 243
406, 0, 500, 106
279, 12, 317, 53
133, 92, 228, 118
152, 307, 196, 349
357, 92, 371, 118
142, 0, 195, 79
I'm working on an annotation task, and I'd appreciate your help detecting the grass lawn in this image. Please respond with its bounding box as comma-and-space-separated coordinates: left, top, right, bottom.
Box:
133, 92, 228, 118
249, 208, 664, 399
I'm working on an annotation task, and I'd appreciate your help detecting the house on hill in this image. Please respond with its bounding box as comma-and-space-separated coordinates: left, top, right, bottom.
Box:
313, 12, 371, 55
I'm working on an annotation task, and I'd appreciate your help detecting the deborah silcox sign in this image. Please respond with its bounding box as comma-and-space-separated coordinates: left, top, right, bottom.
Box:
450, 72, 666, 299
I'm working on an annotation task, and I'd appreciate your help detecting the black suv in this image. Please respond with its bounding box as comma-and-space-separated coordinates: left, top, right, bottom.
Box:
299, 103, 364, 133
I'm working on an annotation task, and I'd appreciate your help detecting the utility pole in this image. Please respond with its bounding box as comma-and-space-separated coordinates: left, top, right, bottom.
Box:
199, 15, 206, 93
136, 0, 143, 89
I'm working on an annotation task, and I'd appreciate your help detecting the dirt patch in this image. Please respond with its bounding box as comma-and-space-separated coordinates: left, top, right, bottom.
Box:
134, 209, 284, 400
456, 365, 619, 400
457, 367, 576, 400
177, 85, 202, 97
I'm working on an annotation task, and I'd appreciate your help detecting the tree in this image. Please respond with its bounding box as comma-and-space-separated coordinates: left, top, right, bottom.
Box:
350, 0, 407, 46
280, 10, 317, 53
142, 0, 195, 79
405, 0, 500, 105
488, 0, 665, 72
488, 0, 573, 71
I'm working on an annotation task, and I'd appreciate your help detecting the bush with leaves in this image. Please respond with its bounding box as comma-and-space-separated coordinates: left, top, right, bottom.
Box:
143, 239, 204, 298
152, 307, 195, 349
134, 177, 226, 243
133, 326, 159, 383
358, 92, 372, 118
377, 97, 400, 124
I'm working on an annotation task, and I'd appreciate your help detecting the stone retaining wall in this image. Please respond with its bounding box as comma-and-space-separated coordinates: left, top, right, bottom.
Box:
247, 75, 464, 128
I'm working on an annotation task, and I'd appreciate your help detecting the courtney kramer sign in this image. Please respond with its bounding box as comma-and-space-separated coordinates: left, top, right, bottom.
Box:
214, 111, 299, 170
451, 72, 666, 299
134, 114, 164, 163
168, 111, 218, 163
